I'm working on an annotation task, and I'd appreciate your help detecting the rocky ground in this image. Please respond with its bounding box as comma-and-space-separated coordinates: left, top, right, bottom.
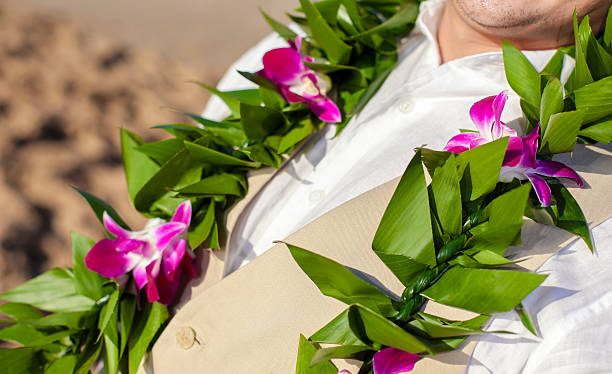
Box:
0, 1, 219, 292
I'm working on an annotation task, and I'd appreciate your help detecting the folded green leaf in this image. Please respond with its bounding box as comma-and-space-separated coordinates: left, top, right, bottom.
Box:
456, 137, 508, 201
549, 183, 593, 251
310, 308, 366, 346
347, 304, 429, 354
408, 313, 490, 338
502, 41, 541, 108
311, 344, 370, 366
71, 232, 107, 301
348, 3, 418, 40
134, 149, 196, 216
372, 252, 427, 287
299, 0, 352, 64
287, 244, 395, 316
540, 77, 565, 133
0, 348, 42, 374
135, 139, 185, 165
0, 324, 73, 347
578, 118, 612, 143
102, 297, 120, 374
120, 129, 160, 204
373, 149, 436, 267
185, 141, 257, 167
421, 267, 547, 314
0, 268, 95, 313
45, 355, 78, 374
128, 302, 169, 374
97, 287, 119, 341
0, 303, 43, 321
430, 155, 462, 236
188, 199, 217, 249
567, 13, 594, 91
177, 174, 245, 198
74, 189, 130, 235
295, 334, 337, 374
278, 120, 316, 153
119, 294, 136, 359
541, 110, 585, 153
573, 76, 612, 124
261, 9, 298, 39
240, 102, 286, 141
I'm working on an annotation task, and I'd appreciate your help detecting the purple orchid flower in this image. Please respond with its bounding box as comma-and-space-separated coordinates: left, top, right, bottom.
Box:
499, 124, 583, 206
443, 91, 583, 206
443, 91, 517, 153
260, 36, 341, 123
372, 347, 420, 374
337, 348, 419, 374
85, 201, 196, 305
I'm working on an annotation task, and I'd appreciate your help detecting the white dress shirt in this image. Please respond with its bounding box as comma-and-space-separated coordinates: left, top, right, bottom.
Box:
202, 0, 612, 372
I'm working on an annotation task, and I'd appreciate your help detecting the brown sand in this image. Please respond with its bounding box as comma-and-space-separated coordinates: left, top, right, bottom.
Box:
0, 1, 232, 292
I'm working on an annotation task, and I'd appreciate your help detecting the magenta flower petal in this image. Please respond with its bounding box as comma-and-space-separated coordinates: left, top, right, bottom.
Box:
145, 272, 160, 303
154, 270, 180, 306
443, 132, 484, 153
469, 95, 497, 135
85, 239, 137, 278
181, 252, 197, 279
526, 173, 552, 207
163, 239, 186, 280
491, 92, 510, 138
503, 136, 525, 167
262, 48, 304, 84
308, 98, 341, 123
535, 160, 584, 187
171, 201, 192, 226
103, 212, 129, 238
373, 347, 420, 374
155, 222, 186, 250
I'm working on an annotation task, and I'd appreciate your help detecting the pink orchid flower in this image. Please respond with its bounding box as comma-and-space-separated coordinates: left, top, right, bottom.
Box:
261, 37, 341, 123
337, 348, 419, 374
85, 201, 196, 305
443, 91, 517, 153
444, 91, 583, 207
499, 124, 583, 206
372, 347, 420, 374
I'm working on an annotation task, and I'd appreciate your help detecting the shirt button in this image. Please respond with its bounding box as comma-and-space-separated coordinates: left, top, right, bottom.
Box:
397, 97, 414, 114
309, 189, 325, 204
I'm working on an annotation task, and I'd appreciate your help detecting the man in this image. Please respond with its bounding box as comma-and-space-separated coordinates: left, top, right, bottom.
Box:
149, 0, 612, 372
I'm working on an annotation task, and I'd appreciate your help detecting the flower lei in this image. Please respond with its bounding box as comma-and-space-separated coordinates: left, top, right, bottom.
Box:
0, 1, 611, 373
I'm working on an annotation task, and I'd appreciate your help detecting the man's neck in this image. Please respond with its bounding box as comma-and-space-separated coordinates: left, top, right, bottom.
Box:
437, 2, 607, 63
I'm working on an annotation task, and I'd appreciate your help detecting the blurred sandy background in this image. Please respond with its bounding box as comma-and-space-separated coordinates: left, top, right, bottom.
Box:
0, 0, 288, 292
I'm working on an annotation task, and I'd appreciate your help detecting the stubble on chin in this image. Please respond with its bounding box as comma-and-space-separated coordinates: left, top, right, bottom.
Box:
453, 0, 544, 30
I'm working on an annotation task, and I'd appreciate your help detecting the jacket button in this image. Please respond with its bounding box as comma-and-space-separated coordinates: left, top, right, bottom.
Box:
176, 326, 197, 350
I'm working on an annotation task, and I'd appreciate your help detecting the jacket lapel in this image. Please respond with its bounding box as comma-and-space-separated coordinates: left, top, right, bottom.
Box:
153, 143, 612, 373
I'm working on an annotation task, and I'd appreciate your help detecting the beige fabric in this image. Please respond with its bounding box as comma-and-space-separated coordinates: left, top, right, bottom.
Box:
149, 143, 612, 373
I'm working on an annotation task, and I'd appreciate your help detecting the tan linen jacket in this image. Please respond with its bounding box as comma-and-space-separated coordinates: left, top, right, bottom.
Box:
146, 142, 612, 373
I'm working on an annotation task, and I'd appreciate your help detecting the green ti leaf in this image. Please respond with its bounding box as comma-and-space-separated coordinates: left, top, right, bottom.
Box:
184, 141, 258, 167
421, 267, 547, 314
261, 9, 297, 40
347, 304, 430, 354
120, 129, 160, 205
502, 41, 541, 109
240, 102, 286, 141
348, 3, 418, 40
128, 302, 169, 374
0, 268, 95, 313
295, 334, 337, 374
430, 154, 462, 236
539, 76, 565, 133
287, 244, 395, 316
299, 0, 352, 64
310, 308, 366, 346
549, 183, 593, 251
573, 76, 612, 124
540, 110, 585, 154
567, 13, 594, 91
372, 149, 436, 268
188, 199, 216, 249
71, 232, 107, 301
455, 137, 508, 201
0, 348, 42, 374
579, 117, 612, 143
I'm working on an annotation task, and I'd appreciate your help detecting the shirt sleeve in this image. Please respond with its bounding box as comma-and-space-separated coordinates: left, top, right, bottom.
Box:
467, 216, 612, 374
